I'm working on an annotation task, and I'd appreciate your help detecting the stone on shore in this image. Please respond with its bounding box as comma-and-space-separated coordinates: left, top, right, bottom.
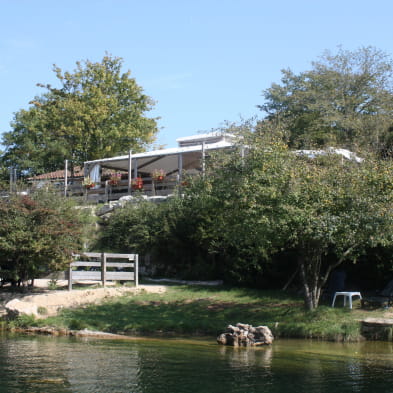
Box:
217, 322, 274, 346
5, 298, 39, 318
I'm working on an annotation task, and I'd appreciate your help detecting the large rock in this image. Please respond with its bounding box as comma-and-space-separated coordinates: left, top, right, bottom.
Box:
217, 322, 274, 346
5, 298, 39, 318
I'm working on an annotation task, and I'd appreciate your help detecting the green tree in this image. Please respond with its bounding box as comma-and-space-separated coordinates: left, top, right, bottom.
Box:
1, 54, 158, 177
194, 123, 393, 309
0, 191, 89, 286
283, 153, 393, 309
260, 46, 393, 155
1, 106, 69, 176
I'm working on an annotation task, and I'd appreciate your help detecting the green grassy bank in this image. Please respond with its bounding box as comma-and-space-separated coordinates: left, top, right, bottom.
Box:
8, 285, 389, 341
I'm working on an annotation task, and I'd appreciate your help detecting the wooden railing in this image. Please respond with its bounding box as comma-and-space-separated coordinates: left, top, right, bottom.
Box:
67, 252, 138, 290
66, 177, 178, 202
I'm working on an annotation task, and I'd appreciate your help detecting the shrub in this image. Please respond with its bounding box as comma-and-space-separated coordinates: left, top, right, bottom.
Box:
0, 190, 89, 286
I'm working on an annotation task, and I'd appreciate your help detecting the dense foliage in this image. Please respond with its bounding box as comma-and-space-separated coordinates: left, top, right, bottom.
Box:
101, 121, 393, 309
0, 192, 89, 286
198, 127, 393, 309
100, 197, 225, 280
1, 54, 158, 177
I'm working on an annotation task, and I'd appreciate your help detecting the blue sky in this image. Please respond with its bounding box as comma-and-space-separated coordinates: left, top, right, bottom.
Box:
1, 0, 393, 150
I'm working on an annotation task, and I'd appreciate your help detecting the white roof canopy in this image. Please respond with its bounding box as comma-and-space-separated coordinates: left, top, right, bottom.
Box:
294, 147, 364, 163
84, 140, 234, 175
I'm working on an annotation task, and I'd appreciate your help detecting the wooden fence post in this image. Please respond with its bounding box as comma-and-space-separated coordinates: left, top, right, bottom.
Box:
101, 252, 107, 287
64, 159, 68, 197
135, 254, 139, 287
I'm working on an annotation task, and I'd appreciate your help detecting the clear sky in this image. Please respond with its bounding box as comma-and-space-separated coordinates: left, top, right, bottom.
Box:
1, 0, 393, 150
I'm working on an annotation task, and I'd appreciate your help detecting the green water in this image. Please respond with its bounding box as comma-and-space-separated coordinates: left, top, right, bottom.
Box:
0, 335, 392, 393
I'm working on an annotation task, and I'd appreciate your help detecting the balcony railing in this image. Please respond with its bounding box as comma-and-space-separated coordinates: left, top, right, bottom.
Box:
67, 176, 180, 203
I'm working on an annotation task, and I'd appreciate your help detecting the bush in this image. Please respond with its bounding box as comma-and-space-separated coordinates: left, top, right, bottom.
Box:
10, 314, 36, 328
100, 197, 227, 280
0, 191, 89, 286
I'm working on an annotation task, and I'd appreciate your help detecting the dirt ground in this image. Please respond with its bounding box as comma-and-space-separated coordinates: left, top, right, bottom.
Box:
0, 279, 167, 318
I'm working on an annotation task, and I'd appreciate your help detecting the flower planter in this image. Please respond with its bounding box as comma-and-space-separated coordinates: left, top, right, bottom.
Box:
82, 176, 95, 189
151, 169, 166, 182
131, 177, 143, 190
108, 173, 122, 186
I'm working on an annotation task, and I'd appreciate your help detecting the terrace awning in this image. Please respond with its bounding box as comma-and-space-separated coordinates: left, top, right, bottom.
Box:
84, 140, 233, 177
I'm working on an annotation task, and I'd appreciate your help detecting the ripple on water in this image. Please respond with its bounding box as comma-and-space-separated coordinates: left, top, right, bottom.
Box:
0, 336, 392, 393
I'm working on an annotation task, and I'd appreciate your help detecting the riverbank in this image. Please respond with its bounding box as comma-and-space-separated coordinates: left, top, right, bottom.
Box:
0, 280, 166, 318
2, 284, 392, 341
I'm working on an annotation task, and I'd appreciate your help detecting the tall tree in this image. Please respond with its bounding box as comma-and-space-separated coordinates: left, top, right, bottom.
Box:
259, 46, 393, 155
1, 54, 158, 176
191, 123, 393, 309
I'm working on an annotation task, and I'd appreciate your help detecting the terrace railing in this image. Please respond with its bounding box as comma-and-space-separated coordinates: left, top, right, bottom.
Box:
66, 177, 178, 202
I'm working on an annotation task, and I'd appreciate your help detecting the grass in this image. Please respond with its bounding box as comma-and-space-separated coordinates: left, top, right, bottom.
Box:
20, 285, 390, 341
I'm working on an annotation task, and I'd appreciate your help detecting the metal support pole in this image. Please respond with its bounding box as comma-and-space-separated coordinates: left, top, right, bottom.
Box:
9, 168, 17, 193
10, 168, 17, 193
202, 141, 206, 178
128, 150, 132, 194
133, 158, 138, 178
178, 153, 183, 196
105, 180, 109, 203
64, 159, 68, 197
9, 168, 13, 193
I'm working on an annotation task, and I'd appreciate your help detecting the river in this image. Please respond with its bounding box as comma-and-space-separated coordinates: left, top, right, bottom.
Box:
0, 334, 392, 392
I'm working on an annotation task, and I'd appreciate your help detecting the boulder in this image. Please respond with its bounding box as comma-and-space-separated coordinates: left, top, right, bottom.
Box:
5, 298, 38, 318
217, 322, 274, 346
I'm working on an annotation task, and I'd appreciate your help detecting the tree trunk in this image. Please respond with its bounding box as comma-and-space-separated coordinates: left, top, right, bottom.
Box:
298, 254, 321, 310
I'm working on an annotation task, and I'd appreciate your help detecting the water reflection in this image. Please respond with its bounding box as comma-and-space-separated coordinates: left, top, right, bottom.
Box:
0, 335, 393, 393
63, 340, 141, 392
218, 344, 273, 373
0, 336, 70, 392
